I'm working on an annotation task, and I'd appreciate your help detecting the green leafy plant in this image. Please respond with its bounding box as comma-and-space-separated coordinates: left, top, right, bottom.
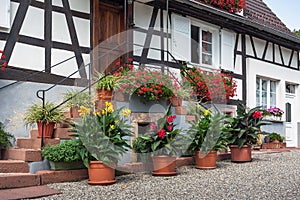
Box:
224, 101, 270, 148
95, 72, 118, 91
266, 132, 285, 143
72, 102, 133, 167
132, 105, 189, 156
0, 122, 15, 148
41, 139, 85, 162
24, 102, 64, 127
63, 89, 92, 108
187, 108, 228, 152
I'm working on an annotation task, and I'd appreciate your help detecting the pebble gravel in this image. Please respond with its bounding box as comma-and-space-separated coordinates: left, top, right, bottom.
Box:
39, 151, 300, 200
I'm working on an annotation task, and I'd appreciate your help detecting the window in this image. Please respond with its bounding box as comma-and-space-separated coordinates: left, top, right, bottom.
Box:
286, 103, 291, 122
286, 83, 296, 94
191, 25, 214, 66
256, 77, 277, 109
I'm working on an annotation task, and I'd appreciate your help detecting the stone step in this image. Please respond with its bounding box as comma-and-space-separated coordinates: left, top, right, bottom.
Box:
0, 173, 40, 189
0, 160, 30, 173
2, 148, 42, 162
54, 127, 76, 139
16, 138, 60, 149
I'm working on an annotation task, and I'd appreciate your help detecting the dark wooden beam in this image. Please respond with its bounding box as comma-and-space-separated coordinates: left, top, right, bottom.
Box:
278, 45, 285, 66
262, 41, 269, 60
249, 36, 257, 58
140, 6, 159, 64
45, 0, 52, 73
241, 34, 247, 103
233, 33, 239, 68
272, 43, 275, 63
160, 8, 164, 66
3, 0, 30, 63
288, 50, 294, 67
62, 0, 87, 78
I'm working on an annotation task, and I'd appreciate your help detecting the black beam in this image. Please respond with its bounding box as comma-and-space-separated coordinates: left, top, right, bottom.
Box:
45, 0, 52, 73
241, 34, 247, 103
262, 41, 269, 60
249, 36, 257, 58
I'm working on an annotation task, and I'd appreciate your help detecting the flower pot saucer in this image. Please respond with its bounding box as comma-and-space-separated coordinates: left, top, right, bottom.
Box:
87, 179, 116, 185
195, 166, 216, 170
152, 171, 177, 176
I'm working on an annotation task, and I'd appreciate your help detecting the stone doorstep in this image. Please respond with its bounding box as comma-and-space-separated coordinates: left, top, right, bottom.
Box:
37, 169, 88, 185
16, 138, 60, 149
2, 148, 42, 162
0, 160, 30, 173
0, 173, 40, 189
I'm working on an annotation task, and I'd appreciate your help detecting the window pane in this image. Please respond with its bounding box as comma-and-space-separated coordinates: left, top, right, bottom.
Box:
262, 91, 267, 109
286, 103, 291, 122
262, 80, 267, 91
202, 53, 212, 65
191, 25, 199, 63
202, 31, 212, 43
270, 81, 276, 93
256, 91, 260, 106
270, 93, 276, 107
290, 85, 295, 93
256, 78, 260, 90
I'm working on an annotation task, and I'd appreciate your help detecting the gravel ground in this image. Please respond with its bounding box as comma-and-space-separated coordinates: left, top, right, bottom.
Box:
38, 151, 300, 200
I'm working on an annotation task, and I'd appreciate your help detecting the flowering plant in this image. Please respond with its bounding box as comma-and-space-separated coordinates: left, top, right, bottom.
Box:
116, 68, 176, 102
72, 102, 133, 166
187, 108, 228, 152
203, 0, 246, 13
223, 101, 270, 148
132, 105, 188, 156
0, 50, 7, 71
181, 66, 237, 103
264, 107, 284, 118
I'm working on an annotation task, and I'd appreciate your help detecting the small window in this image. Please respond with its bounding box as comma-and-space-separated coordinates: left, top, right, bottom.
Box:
256, 77, 277, 109
286, 103, 291, 122
286, 83, 296, 94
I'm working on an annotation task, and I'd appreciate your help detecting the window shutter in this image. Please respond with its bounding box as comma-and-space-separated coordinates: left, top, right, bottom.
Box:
171, 14, 190, 61
221, 29, 234, 71
0, 0, 11, 28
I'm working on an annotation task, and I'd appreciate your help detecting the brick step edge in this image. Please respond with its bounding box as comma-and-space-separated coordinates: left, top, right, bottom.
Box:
0, 160, 30, 173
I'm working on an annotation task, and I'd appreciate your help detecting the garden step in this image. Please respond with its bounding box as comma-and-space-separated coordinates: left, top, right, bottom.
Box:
30, 130, 39, 138
2, 148, 42, 162
0, 173, 40, 189
16, 138, 60, 149
54, 127, 76, 139
37, 169, 88, 185
0, 160, 30, 173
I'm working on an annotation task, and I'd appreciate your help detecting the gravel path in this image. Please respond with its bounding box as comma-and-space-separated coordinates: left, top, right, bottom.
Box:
39, 151, 300, 200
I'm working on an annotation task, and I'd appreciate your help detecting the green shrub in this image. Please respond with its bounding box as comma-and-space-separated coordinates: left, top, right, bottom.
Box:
0, 122, 15, 148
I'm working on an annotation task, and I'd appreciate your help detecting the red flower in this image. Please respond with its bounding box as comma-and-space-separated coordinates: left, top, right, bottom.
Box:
167, 125, 173, 131
1, 54, 5, 59
116, 61, 121, 65
167, 116, 173, 123
128, 58, 133, 62
158, 129, 166, 139
253, 111, 263, 119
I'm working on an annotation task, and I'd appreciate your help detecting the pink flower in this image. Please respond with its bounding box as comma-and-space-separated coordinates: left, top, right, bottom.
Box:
149, 123, 157, 130
116, 61, 121, 65
167, 116, 173, 123
253, 111, 263, 119
158, 129, 166, 139
167, 125, 173, 131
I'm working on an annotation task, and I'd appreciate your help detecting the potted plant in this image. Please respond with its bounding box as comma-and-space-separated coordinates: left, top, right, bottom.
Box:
63, 89, 92, 118
224, 101, 269, 162
95, 72, 118, 100
72, 102, 133, 185
41, 139, 86, 170
132, 105, 188, 176
24, 102, 64, 138
263, 107, 284, 121
0, 122, 15, 159
187, 108, 228, 169
116, 68, 176, 103
263, 132, 285, 149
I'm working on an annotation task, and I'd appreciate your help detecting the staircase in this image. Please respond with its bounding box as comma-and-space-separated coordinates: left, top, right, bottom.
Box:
0, 118, 88, 189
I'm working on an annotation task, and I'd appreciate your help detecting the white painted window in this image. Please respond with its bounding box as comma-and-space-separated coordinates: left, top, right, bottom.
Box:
0, 0, 11, 29
221, 29, 234, 71
256, 77, 277, 109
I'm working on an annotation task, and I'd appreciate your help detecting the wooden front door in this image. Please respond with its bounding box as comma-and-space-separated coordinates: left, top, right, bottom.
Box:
93, 1, 124, 74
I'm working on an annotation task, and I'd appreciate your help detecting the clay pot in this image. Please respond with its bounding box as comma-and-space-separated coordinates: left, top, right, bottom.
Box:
152, 155, 177, 176
230, 145, 252, 163
37, 121, 55, 138
195, 150, 217, 169
87, 161, 116, 185
97, 89, 113, 100
169, 96, 182, 107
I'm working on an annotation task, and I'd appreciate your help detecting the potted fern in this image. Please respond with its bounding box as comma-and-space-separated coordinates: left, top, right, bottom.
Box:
24, 102, 64, 138
95, 72, 118, 101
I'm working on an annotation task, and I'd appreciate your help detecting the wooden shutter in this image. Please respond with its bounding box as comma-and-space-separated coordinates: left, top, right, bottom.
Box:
0, 0, 10, 28
221, 29, 234, 71
171, 14, 190, 61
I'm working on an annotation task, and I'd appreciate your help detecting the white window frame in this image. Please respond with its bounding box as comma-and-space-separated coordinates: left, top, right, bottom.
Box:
256, 77, 277, 109
190, 20, 219, 69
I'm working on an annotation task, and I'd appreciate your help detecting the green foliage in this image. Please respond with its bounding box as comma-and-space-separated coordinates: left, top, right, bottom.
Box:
95, 72, 118, 91
41, 139, 85, 162
293, 29, 300, 37
0, 122, 15, 148
24, 102, 64, 127
63, 89, 92, 108
187, 109, 228, 152
72, 102, 133, 166
132, 105, 189, 156
267, 132, 285, 143
223, 101, 270, 148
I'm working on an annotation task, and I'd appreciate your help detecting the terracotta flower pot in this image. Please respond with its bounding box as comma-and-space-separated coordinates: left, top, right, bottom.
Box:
87, 161, 116, 185
169, 96, 182, 107
195, 150, 217, 169
152, 155, 177, 176
97, 89, 113, 100
37, 121, 55, 138
230, 145, 252, 163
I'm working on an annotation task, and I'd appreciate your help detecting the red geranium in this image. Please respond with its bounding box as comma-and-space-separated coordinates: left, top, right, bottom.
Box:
253, 111, 263, 119
157, 129, 166, 139
0, 50, 7, 71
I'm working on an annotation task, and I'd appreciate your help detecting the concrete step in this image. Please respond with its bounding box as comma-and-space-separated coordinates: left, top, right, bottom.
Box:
0, 160, 30, 173
2, 148, 42, 162
0, 173, 40, 189
16, 138, 60, 149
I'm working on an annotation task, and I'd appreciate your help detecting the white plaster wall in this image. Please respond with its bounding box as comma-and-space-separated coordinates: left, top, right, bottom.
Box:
20, 6, 44, 39
52, 11, 72, 44
73, 16, 90, 47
